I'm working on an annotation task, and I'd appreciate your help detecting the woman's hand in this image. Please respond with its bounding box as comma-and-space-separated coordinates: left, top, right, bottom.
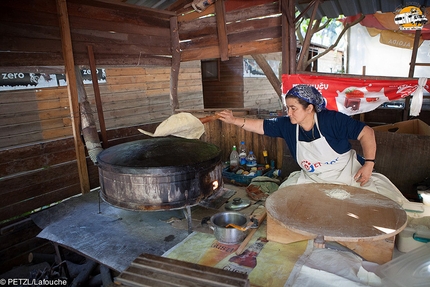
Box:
216, 109, 236, 124
354, 162, 374, 186
215, 109, 265, 134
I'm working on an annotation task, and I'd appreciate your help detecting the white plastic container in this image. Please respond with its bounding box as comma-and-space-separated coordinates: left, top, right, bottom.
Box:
377, 242, 430, 287
396, 203, 430, 253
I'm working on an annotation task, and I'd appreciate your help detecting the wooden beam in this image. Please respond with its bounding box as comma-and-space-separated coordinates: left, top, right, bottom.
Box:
288, 0, 296, 74
87, 45, 108, 148
280, 0, 296, 75
251, 54, 282, 102
170, 16, 180, 112
56, 0, 90, 194
405, 29, 422, 120
215, 0, 229, 61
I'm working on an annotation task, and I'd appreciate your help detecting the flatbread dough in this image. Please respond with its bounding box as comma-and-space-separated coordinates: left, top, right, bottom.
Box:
138, 112, 205, 139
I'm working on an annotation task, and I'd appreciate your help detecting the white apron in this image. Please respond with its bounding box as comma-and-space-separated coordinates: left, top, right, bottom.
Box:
280, 114, 408, 204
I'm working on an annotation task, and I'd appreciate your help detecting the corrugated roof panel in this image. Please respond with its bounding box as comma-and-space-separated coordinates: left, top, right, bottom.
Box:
318, 1, 343, 19
296, 0, 430, 19
358, 0, 379, 15
337, 1, 361, 17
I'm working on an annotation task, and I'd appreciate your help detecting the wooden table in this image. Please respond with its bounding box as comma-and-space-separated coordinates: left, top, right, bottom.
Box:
266, 183, 407, 264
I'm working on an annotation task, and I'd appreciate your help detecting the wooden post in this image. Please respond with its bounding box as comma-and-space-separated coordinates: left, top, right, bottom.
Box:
56, 0, 90, 194
170, 16, 180, 113
215, 0, 228, 61
404, 29, 422, 120
87, 45, 108, 148
279, 0, 290, 74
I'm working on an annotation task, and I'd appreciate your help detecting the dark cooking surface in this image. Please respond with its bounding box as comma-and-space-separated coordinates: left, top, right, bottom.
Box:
97, 137, 221, 173
97, 137, 223, 210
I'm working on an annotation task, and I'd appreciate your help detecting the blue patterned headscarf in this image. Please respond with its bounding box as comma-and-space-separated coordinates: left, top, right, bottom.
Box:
286, 85, 326, 113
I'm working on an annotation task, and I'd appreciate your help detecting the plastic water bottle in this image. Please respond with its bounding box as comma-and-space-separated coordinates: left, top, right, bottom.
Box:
246, 151, 257, 167
239, 141, 247, 165
230, 145, 239, 171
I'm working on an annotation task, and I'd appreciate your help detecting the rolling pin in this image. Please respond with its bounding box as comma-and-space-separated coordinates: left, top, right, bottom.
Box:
235, 207, 267, 255
199, 114, 220, 123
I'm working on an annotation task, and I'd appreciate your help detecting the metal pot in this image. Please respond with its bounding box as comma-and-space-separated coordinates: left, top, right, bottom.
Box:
209, 212, 249, 244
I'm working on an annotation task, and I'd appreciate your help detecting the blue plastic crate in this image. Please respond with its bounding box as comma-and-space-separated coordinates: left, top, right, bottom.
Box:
222, 166, 274, 186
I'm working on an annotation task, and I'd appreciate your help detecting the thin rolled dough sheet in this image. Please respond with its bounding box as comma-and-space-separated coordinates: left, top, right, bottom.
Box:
138, 112, 205, 139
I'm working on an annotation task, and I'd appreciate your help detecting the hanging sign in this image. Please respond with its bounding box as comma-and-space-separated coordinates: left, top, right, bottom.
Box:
282, 74, 429, 116
394, 5, 428, 30
0, 69, 106, 91
379, 29, 423, 49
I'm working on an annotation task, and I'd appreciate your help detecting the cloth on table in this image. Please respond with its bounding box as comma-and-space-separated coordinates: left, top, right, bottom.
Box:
246, 176, 280, 201
285, 241, 382, 287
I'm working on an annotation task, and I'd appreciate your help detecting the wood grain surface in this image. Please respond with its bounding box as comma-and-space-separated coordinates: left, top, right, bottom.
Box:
266, 183, 407, 242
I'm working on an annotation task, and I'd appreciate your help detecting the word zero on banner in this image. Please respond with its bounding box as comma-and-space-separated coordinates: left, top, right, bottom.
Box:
282, 74, 429, 116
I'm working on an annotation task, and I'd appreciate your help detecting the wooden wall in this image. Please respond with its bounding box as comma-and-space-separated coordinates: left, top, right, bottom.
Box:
202, 56, 244, 108
0, 218, 55, 274
201, 118, 284, 169
0, 0, 173, 67
244, 53, 283, 112
0, 62, 202, 149
350, 131, 430, 201
0, 63, 203, 222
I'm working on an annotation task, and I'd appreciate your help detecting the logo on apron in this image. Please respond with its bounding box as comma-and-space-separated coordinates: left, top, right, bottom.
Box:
300, 157, 339, 173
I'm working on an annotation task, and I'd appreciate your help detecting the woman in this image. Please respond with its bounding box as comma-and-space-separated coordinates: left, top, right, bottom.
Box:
217, 84, 407, 204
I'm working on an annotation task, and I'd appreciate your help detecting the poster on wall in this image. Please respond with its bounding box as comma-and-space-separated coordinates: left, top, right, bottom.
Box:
0, 68, 106, 91
282, 74, 429, 116
243, 58, 279, 78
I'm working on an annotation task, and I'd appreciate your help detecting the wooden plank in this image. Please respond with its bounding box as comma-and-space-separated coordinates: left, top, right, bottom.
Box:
0, 22, 60, 40
0, 237, 53, 274
225, 2, 280, 23
0, 36, 62, 54
2, 171, 79, 207
69, 0, 175, 20
56, 0, 90, 194
178, 5, 216, 23
179, 15, 217, 39
0, 118, 70, 138
170, 16, 180, 112
116, 253, 250, 287
71, 40, 171, 55
0, 7, 59, 28
229, 37, 282, 58
1, 161, 78, 192
69, 15, 170, 37
0, 52, 64, 67
74, 53, 172, 67
67, 0, 171, 29
0, 138, 75, 174
227, 16, 281, 35
228, 26, 282, 45
0, 183, 81, 224
180, 34, 219, 50
87, 45, 108, 148
105, 82, 147, 92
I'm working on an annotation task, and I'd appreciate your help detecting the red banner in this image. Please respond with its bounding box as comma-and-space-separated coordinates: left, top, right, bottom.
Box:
282, 74, 429, 115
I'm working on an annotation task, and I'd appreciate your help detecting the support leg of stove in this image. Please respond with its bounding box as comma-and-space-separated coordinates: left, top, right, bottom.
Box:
183, 205, 193, 234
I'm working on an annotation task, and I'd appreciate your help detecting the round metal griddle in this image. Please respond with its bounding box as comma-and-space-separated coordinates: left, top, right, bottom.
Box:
97, 137, 223, 211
